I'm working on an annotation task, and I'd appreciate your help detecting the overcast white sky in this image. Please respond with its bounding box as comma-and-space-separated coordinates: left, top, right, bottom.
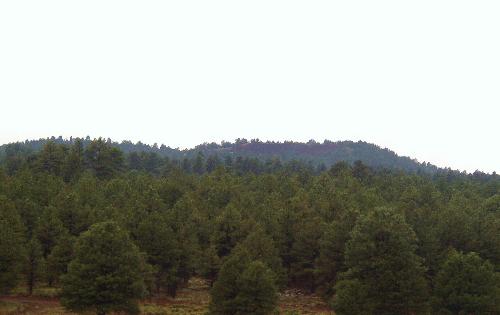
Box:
0, 1, 499, 173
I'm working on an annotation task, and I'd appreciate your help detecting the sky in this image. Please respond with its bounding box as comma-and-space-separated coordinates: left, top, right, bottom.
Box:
0, 1, 499, 173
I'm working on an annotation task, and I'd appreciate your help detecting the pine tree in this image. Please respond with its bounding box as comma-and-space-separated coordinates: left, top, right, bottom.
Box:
127, 151, 143, 170
433, 250, 500, 314
315, 208, 360, 297
84, 139, 124, 179
135, 212, 181, 297
197, 245, 221, 287
212, 206, 243, 257
209, 247, 251, 315
238, 226, 285, 287
35, 206, 67, 258
0, 196, 26, 294
63, 138, 84, 181
209, 248, 278, 315
37, 141, 67, 176
61, 221, 148, 315
193, 152, 205, 175
289, 215, 325, 292
46, 235, 75, 285
333, 207, 429, 315
25, 237, 45, 295
233, 261, 278, 315
206, 154, 221, 173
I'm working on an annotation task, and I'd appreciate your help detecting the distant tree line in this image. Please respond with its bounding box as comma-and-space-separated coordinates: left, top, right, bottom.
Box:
2, 136, 471, 174
0, 139, 499, 314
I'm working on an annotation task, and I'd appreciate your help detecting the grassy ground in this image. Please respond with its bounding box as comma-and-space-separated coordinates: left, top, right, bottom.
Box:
0, 278, 333, 315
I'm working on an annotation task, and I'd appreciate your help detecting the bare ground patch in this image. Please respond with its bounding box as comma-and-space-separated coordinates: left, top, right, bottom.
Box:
1, 279, 333, 315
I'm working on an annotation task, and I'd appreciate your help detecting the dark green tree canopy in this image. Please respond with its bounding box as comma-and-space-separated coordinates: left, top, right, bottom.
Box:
0, 139, 498, 314
61, 221, 148, 315
333, 207, 429, 315
0, 196, 26, 294
433, 250, 500, 314
84, 138, 124, 179
209, 248, 278, 315
135, 211, 182, 297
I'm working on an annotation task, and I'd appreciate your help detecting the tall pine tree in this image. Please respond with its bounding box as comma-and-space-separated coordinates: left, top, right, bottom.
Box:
61, 221, 148, 315
0, 196, 25, 293
333, 207, 429, 315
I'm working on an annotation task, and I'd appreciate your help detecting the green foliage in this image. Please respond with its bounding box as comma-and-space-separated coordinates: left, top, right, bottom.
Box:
333, 207, 429, 315
482, 193, 500, 212
212, 206, 243, 258
331, 279, 370, 315
289, 215, 325, 292
209, 248, 251, 314
37, 141, 67, 176
35, 206, 67, 258
135, 212, 182, 297
315, 209, 359, 297
46, 235, 75, 284
63, 139, 84, 181
61, 221, 148, 315
84, 138, 124, 179
433, 250, 500, 314
197, 245, 222, 286
1, 137, 443, 174
238, 226, 285, 286
0, 139, 499, 315
209, 248, 278, 315
0, 196, 25, 294
233, 261, 278, 315
25, 237, 45, 295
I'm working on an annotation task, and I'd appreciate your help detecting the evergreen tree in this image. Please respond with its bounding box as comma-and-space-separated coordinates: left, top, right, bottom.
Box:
181, 157, 192, 173
193, 152, 205, 175
238, 226, 285, 287
206, 154, 222, 173
233, 261, 278, 315
209, 248, 278, 315
143, 152, 161, 174
0, 196, 26, 293
46, 235, 75, 285
352, 160, 372, 182
35, 206, 67, 258
84, 138, 123, 179
61, 221, 148, 315
433, 250, 500, 314
63, 139, 84, 181
54, 188, 93, 236
135, 212, 181, 297
25, 237, 45, 295
333, 207, 429, 315
37, 141, 66, 176
197, 244, 221, 287
289, 215, 324, 292
315, 210, 359, 297
212, 206, 243, 257
127, 151, 143, 170
209, 248, 251, 315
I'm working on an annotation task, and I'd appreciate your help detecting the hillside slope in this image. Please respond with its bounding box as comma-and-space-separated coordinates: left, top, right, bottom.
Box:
0, 137, 439, 173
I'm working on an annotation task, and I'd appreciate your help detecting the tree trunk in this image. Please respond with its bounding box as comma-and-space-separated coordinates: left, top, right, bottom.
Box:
28, 270, 34, 295
167, 283, 178, 298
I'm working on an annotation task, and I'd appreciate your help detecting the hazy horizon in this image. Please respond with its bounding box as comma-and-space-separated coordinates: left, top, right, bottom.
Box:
1, 135, 497, 175
1, 1, 499, 173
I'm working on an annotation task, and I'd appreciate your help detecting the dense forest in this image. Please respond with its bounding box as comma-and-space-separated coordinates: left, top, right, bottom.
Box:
0, 138, 499, 314
0, 136, 444, 174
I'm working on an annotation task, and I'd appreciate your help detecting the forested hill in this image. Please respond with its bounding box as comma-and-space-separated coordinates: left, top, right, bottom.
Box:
0, 136, 440, 173
0, 136, 499, 314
